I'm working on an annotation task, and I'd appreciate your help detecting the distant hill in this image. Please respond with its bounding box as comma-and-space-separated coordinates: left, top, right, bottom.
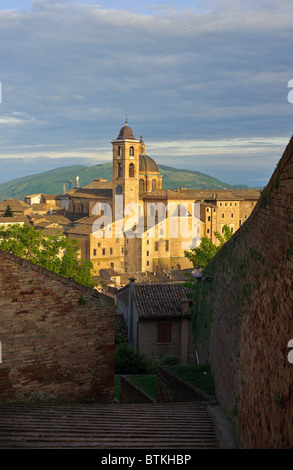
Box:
0, 162, 247, 201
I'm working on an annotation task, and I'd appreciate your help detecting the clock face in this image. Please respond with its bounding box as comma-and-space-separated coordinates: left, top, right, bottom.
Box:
116, 184, 122, 195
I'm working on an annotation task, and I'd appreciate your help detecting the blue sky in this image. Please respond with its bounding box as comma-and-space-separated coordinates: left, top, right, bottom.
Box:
0, 0, 293, 187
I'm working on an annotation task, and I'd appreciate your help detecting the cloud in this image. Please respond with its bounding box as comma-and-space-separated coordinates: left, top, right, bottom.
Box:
0, 0, 292, 186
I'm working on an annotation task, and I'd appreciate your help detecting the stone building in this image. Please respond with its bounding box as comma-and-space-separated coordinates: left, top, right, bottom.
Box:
116, 279, 194, 365
57, 121, 260, 274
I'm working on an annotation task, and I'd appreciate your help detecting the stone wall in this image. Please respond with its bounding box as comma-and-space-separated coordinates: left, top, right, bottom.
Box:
0, 249, 115, 403
138, 318, 194, 365
119, 375, 156, 403
193, 136, 293, 448
157, 366, 213, 403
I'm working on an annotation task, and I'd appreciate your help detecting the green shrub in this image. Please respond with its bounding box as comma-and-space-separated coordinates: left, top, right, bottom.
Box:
162, 356, 180, 366
115, 341, 151, 374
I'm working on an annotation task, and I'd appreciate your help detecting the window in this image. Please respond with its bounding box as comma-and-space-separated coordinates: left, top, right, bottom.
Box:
93, 249, 96, 256
157, 322, 171, 343
208, 216, 211, 222
110, 262, 114, 268
231, 227, 234, 233
118, 146, 122, 157
147, 240, 149, 245
225, 203, 227, 206
147, 261, 149, 266
102, 248, 106, 255
129, 146, 134, 156
155, 242, 159, 251
121, 247, 124, 254
152, 179, 156, 191
207, 229, 210, 234
244, 214, 247, 219
165, 240, 169, 251
98, 242, 101, 247
147, 251, 149, 256
222, 213, 224, 218
129, 163, 134, 177
139, 179, 145, 192
231, 213, 234, 218
207, 208, 210, 212
110, 248, 113, 255
220, 203, 222, 206
118, 162, 122, 177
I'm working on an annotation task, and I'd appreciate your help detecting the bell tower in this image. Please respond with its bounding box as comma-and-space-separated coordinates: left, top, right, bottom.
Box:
112, 120, 140, 217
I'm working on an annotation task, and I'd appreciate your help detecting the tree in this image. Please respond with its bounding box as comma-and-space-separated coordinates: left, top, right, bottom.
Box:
3, 205, 13, 217
0, 223, 95, 287
184, 224, 233, 269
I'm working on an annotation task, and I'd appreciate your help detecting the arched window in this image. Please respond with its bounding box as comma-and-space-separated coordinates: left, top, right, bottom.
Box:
118, 146, 122, 157
129, 163, 134, 177
152, 179, 157, 191
118, 162, 122, 177
129, 146, 134, 156
139, 179, 145, 192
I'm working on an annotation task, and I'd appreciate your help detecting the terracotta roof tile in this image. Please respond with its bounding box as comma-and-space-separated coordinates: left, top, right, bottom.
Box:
132, 283, 192, 319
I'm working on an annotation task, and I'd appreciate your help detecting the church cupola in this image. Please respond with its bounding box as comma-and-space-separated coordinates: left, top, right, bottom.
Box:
112, 120, 141, 212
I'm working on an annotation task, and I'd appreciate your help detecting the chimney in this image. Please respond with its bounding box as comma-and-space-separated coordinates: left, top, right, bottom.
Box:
181, 298, 193, 313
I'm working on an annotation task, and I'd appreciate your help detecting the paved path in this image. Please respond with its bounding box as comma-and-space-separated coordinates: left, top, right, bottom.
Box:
0, 402, 219, 449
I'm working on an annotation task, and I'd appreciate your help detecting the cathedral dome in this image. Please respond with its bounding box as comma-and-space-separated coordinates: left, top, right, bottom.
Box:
139, 154, 159, 173
117, 123, 136, 140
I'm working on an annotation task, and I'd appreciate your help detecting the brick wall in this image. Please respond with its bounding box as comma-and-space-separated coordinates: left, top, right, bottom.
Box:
0, 250, 115, 403
193, 136, 293, 448
157, 366, 213, 403
119, 375, 156, 403
138, 318, 194, 365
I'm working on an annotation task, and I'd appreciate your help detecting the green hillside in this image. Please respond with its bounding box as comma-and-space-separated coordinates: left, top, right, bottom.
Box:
0, 162, 247, 201
158, 165, 246, 190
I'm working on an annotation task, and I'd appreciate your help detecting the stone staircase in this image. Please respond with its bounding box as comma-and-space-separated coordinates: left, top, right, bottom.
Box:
0, 401, 217, 449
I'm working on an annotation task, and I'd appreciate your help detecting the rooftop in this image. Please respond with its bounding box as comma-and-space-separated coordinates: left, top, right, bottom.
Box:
117, 282, 192, 319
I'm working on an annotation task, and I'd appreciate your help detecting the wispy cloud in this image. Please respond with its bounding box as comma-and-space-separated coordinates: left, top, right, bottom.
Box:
0, 0, 292, 187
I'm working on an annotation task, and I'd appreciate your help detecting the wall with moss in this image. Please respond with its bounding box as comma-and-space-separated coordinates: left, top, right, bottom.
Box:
192, 136, 293, 448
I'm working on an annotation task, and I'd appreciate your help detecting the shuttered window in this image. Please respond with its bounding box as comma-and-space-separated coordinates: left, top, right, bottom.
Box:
157, 322, 171, 343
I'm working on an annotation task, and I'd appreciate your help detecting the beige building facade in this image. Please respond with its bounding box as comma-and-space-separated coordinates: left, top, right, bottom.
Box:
58, 121, 260, 274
